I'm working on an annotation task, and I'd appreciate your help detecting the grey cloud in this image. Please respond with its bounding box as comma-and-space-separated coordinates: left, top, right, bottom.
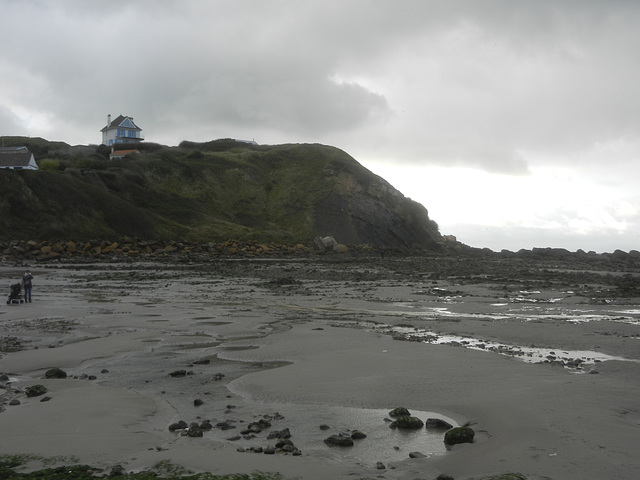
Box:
0, 107, 23, 136
2, 0, 640, 170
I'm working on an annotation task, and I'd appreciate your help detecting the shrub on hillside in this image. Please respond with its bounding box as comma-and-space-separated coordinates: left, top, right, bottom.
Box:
38, 159, 61, 171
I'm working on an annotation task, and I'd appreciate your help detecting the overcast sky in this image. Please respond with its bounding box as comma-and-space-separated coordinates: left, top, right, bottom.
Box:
2, 1, 639, 253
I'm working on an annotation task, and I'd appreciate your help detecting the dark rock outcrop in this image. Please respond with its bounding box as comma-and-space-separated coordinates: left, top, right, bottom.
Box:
45, 368, 67, 379
324, 434, 355, 447
312, 153, 441, 249
25, 384, 47, 397
388, 407, 411, 418
426, 418, 454, 430
390, 415, 424, 430
444, 426, 475, 445
267, 427, 291, 439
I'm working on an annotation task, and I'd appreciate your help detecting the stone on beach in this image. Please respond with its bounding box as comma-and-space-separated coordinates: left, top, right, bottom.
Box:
324, 434, 355, 447
390, 415, 425, 430
444, 426, 475, 446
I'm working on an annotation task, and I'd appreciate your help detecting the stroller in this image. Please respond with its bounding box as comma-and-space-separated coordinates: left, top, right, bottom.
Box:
7, 283, 25, 304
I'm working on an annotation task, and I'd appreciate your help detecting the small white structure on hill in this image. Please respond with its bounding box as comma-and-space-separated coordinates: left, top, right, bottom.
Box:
0, 146, 39, 170
100, 114, 144, 146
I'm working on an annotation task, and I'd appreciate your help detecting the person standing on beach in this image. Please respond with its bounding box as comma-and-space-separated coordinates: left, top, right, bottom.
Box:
22, 270, 33, 303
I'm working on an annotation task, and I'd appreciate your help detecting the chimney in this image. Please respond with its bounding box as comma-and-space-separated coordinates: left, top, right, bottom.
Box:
107, 114, 111, 127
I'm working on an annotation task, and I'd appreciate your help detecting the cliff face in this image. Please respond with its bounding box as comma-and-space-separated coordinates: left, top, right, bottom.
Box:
0, 138, 442, 250
314, 163, 441, 249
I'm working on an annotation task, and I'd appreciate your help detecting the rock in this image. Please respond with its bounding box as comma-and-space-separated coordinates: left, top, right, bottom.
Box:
390, 415, 424, 430
267, 427, 291, 439
376, 462, 386, 470
168, 420, 188, 432
45, 368, 67, 379
216, 421, 236, 431
169, 370, 187, 377
9, 399, 20, 406
408, 451, 427, 458
436, 475, 455, 480
40, 396, 52, 402
109, 464, 126, 477
389, 407, 411, 417
25, 384, 47, 397
319, 424, 331, 430
324, 434, 355, 447
426, 418, 454, 430
351, 430, 367, 439
444, 426, 475, 446
275, 439, 295, 449
193, 398, 204, 407
334, 244, 349, 253
264, 446, 276, 454
187, 424, 203, 437
246, 418, 272, 433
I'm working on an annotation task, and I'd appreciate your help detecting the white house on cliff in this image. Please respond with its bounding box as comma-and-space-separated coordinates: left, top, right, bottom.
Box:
0, 146, 39, 170
100, 114, 143, 146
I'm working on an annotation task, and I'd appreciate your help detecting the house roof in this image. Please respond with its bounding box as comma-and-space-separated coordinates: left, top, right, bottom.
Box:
0, 147, 34, 167
101, 115, 142, 132
0, 146, 29, 153
110, 149, 139, 156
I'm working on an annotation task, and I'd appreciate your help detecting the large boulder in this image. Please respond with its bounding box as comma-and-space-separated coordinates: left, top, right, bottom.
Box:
324, 434, 354, 447
390, 415, 424, 430
45, 368, 67, 379
25, 384, 48, 397
444, 426, 475, 446
388, 407, 411, 418
426, 418, 454, 430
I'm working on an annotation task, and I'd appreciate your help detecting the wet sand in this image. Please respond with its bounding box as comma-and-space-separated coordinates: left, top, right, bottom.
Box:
1, 256, 639, 479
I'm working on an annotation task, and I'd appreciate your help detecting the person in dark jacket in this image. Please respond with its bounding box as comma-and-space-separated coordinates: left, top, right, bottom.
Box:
22, 270, 33, 302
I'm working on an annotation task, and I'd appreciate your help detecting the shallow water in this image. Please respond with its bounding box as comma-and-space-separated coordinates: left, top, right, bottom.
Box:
207, 403, 457, 466
354, 321, 638, 371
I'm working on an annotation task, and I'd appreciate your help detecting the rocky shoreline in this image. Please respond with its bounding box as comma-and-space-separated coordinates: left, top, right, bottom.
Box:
2, 237, 640, 264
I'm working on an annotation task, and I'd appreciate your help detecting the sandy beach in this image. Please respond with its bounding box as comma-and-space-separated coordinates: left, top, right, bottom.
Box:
1, 254, 639, 479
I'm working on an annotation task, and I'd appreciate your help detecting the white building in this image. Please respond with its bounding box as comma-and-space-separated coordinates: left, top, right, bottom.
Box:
0, 146, 39, 170
100, 114, 144, 146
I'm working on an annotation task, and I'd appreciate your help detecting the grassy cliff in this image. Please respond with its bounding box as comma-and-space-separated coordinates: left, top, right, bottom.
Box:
0, 137, 442, 249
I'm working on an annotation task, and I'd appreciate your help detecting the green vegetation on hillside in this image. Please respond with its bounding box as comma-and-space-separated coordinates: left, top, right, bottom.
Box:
0, 137, 441, 249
